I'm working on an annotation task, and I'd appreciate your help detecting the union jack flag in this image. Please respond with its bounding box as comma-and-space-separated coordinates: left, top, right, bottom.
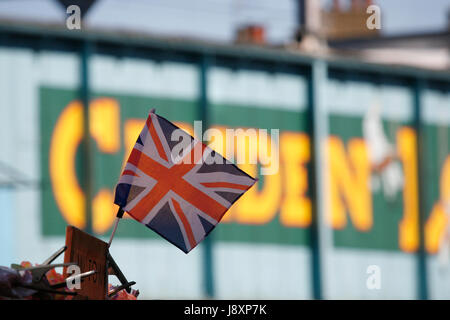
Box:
114, 111, 257, 253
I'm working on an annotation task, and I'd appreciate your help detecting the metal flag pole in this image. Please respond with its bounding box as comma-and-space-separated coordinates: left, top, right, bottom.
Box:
108, 207, 124, 248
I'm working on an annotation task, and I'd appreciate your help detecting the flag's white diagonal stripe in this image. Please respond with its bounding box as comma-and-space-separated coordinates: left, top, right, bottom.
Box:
139, 118, 171, 166
118, 174, 150, 188
140, 192, 173, 225
182, 171, 232, 208
167, 194, 192, 252
194, 172, 255, 186
202, 187, 245, 194
151, 113, 174, 165
172, 193, 207, 243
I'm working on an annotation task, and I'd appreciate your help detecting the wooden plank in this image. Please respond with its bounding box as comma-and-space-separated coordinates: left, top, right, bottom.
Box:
63, 225, 108, 300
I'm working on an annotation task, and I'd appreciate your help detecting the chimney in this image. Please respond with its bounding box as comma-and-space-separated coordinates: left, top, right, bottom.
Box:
235, 25, 266, 45
351, 0, 363, 11
332, 0, 341, 12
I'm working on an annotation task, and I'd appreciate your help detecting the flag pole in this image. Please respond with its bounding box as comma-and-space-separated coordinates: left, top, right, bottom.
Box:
108, 207, 124, 248
109, 108, 153, 249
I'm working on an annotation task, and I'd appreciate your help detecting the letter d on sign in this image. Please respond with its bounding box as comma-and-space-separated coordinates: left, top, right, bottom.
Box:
366, 265, 381, 290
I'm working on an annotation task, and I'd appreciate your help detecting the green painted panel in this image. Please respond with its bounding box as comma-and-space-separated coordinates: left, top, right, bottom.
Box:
210, 104, 311, 246
326, 77, 415, 252
40, 86, 198, 237
329, 114, 410, 251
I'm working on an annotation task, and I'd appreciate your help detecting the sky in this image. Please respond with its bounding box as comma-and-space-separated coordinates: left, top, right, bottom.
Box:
0, 0, 448, 43
371, 0, 449, 35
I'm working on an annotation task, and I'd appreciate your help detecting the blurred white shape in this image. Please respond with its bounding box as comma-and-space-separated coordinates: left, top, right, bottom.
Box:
363, 103, 403, 199
361, 48, 450, 71
381, 161, 404, 200
363, 103, 393, 164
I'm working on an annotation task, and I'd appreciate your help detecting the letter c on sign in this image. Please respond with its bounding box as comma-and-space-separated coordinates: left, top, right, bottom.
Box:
49, 98, 120, 233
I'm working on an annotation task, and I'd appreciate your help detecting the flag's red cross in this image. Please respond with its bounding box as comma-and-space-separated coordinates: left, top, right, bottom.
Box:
127, 141, 226, 224
124, 115, 254, 249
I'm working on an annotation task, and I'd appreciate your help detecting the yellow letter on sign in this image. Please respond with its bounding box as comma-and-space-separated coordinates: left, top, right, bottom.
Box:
425, 156, 450, 253
328, 136, 372, 231
233, 130, 281, 225
397, 127, 419, 252
280, 132, 311, 228
50, 98, 121, 234
50, 101, 85, 229
90, 98, 121, 233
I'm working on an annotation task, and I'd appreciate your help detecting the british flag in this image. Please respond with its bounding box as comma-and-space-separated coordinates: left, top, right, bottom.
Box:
114, 111, 257, 253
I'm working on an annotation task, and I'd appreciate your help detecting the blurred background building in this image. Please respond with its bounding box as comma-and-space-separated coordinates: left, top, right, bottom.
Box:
0, 0, 449, 299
